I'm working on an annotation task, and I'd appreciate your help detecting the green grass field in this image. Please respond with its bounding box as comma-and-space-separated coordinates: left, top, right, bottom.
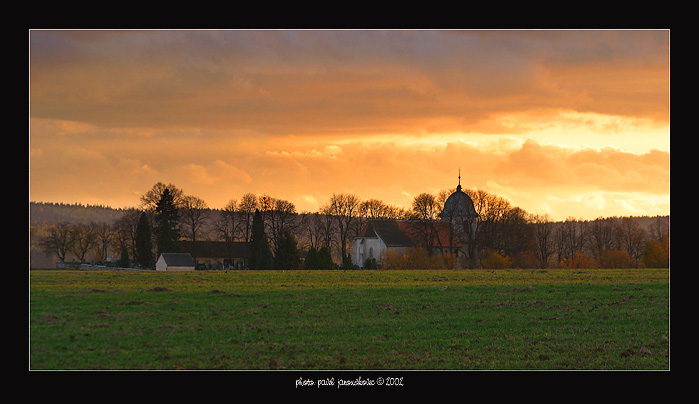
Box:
29, 268, 670, 370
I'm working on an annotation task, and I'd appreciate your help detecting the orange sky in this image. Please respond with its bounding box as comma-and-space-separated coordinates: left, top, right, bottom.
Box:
29, 30, 670, 221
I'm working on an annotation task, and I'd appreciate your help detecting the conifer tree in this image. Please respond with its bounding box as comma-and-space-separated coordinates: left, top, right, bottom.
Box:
317, 246, 335, 270
118, 244, 130, 268
342, 253, 355, 270
249, 210, 273, 270
135, 211, 154, 268
155, 188, 179, 255
304, 246, 319, 270
274, 227, 301, 270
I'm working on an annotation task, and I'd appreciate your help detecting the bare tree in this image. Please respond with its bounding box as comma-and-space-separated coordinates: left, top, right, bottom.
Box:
324, 193, 361, 266
555, 217, 587, 266
295, 212, 315, 251
179, 195, 209, 243
112, 210, 141, 261
466, 189, 510, 254
266, 198, 297, 251
359, 199, 384, 220
237, 193, 258, 243
93, 222, 114, 262
358, 199, 408, 222
359, 198, 408, 221
531, 214, 555, 268
649, 216, 669, 243
411, 193, 441, 221
40, 221, 73, 262
140, 182, 185, 211
212, 199, 239, 243
615, 217, 647, 267
70, 222, 98, 263
257, 194, 275, 221
409, 193, 442, 256
586, 217, 616, 260
498, 207, 533, 265
316, 207, 338, 251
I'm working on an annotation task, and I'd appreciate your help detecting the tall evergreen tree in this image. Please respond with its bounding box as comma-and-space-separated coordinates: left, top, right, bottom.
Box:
274, 227, 301, 270
135, 211, 154, 268
342, 254, 355, 270
249, 210, 273, 270
317, 246, 335, 270
303, 246, 319, 270
155, 188, 180, 255
118, 244, 130, 268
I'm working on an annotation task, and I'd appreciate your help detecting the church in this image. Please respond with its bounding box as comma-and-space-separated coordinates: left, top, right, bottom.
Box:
352, 174, 479, 269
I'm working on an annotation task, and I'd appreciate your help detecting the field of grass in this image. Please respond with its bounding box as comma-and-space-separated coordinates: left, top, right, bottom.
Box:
29, 268, 669, 370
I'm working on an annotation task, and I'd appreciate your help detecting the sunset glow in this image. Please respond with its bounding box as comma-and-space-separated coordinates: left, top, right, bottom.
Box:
29, 29, 670, 221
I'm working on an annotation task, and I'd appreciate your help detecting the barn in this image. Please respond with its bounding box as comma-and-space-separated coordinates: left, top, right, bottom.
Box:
156, 253, 196, 271
177, 240, 250, 270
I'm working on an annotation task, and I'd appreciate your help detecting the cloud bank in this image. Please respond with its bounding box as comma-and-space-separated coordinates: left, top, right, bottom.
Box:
29, 30, 670, 220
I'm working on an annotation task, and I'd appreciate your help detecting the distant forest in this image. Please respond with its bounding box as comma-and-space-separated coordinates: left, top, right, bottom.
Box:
29, 183, 670, 270
30, 201, 133, 226
29, 189, 669, 268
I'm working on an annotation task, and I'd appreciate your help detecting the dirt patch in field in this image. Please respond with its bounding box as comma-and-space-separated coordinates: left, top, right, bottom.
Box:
117, 300, 150, 306
146, 286, 172, 292
210, 289, 232, 295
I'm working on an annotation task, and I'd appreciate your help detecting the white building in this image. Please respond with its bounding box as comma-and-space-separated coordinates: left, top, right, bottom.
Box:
352, 219, 461, 268
156, 253, 196, 271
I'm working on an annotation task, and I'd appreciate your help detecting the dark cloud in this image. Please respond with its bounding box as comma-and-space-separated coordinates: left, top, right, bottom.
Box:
30, 30, 669, 135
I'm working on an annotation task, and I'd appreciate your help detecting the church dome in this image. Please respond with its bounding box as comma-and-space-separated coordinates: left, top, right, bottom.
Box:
441, 172, 478, 218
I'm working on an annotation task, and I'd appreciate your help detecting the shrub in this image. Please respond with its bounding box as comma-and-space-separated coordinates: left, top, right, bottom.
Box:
643, 240, 669, 268
598, 249, 632, 269
512, 251, 538, 269
380, 248, 458, 269
363, 257, 378, 269
560, 252, 596, 269
480, 248, 512, 269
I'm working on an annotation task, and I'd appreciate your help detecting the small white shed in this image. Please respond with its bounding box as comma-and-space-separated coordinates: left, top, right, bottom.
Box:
156, 253, 196, 271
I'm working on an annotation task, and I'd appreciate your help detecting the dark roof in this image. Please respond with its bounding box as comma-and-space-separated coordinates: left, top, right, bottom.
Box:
357, 220, 460, 248
159, 253, 196, 266
359, 220, 416, 247
177, 240, 250, 259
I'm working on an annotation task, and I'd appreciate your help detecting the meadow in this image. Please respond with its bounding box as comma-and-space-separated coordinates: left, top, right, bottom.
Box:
29, 268, 670, 370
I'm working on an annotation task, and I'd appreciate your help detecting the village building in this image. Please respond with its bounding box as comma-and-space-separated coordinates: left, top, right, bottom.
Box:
352, 173, 479, 268
156, 253, 196, 271
177, 240, 250, 270
352, 219, 460, 267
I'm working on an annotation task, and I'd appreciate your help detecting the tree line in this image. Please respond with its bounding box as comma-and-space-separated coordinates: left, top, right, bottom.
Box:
38, 182, 669, 270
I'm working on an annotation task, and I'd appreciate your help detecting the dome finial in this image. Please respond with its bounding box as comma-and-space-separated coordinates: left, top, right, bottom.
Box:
457, 168, 462, 192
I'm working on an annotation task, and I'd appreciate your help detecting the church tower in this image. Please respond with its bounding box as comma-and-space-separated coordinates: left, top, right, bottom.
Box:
440, 170, 479, 268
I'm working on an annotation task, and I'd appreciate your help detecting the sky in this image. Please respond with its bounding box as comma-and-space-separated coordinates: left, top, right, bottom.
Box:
29, 29, 670, 221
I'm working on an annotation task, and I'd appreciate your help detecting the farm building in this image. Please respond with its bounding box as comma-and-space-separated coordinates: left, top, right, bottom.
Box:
177, 240, 250, 270
156, 253, 196, 271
